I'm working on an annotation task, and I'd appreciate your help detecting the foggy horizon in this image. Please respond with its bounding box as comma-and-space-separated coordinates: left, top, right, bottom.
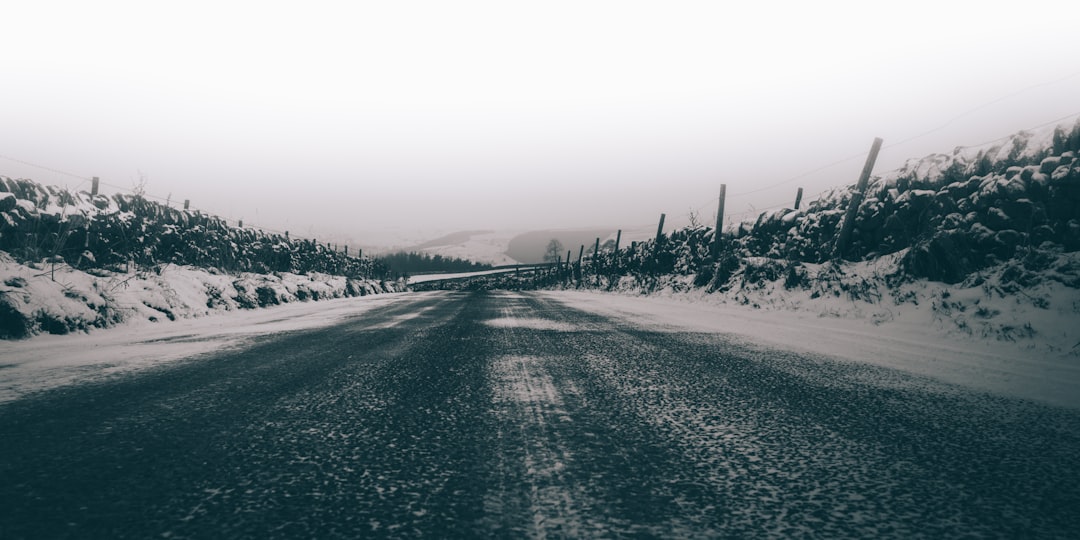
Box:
3, 1, 1079, 246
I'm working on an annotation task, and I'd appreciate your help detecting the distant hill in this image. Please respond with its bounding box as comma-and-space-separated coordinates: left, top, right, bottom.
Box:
403, 230, 519, 266
506, 228, 618, 263
396, 228, 634, 266
409, 230, 495, 250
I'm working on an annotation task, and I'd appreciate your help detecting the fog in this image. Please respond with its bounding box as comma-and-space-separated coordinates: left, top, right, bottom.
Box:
3, 1, 1078, 246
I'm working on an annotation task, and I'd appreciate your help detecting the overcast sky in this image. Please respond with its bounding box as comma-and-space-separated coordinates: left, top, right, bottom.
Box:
3, 1, 1079, 245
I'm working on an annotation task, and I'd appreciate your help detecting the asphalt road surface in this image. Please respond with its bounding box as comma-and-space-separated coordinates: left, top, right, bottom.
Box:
2, 291, 1078, 538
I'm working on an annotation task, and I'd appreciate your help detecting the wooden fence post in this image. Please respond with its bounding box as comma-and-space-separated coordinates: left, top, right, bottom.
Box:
655, 213, 666, 246
794, 187, 803, 210
238, 219, 243, 228
614, 229, 622, 253
593, 237, 601, 285
184, 199, 190, 210
834, 137, 884, 259
713, 184, 726, 256
576, 245, 585, 283
91, 177, 99, 196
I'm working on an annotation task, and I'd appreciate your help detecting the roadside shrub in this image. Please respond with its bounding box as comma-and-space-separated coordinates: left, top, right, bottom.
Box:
0, 294, 31, 339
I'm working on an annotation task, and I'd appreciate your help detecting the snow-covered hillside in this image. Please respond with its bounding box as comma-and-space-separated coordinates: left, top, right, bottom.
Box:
412, 230, 521, 266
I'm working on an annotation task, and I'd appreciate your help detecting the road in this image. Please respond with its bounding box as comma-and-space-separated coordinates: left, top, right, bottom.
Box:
1, 290, 1078, 538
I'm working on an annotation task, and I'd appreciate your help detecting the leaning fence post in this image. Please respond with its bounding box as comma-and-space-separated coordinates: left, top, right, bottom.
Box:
713, 184, 726, 256
794, 187, 804, 210
593, 237, 601, 285
655, 213, 666, 248
576, 245, 584, 282
834, 137, 883, 259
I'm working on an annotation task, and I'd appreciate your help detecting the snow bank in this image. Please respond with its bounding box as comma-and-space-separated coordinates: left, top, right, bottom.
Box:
0, 252, 405, 339
541, 286, 1080, 410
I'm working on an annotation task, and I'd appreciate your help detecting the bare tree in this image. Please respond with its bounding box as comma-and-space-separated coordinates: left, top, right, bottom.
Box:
132, 170, 149, 198
543, 238, 564, 263
687, 208, 703, 230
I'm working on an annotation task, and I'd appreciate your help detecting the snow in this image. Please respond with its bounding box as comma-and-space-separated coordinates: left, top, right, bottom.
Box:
482, 318, 577, 332
0, 253, 402, 336
539, 289, 1080, 410
0, 291, 421, 404
417, 231, 521, 266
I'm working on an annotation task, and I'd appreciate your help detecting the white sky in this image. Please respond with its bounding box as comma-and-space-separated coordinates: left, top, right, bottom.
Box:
2, 0, 1079, 245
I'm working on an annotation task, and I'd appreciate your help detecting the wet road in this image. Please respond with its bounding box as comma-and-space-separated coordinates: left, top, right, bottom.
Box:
2, 290, 1079, 538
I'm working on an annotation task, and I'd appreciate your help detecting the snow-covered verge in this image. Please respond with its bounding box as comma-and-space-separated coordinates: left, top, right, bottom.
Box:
541, 287, 1080, 410
0, 251, 406, 339
592, 247, 1080, 356
0, 291, 426, 404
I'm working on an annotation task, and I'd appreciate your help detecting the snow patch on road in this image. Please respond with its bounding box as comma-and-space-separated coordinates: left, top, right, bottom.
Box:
367, 305, 437, 329
493, 356, 564, 408
489, 355, 584, 537
483, 318, 577, 332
